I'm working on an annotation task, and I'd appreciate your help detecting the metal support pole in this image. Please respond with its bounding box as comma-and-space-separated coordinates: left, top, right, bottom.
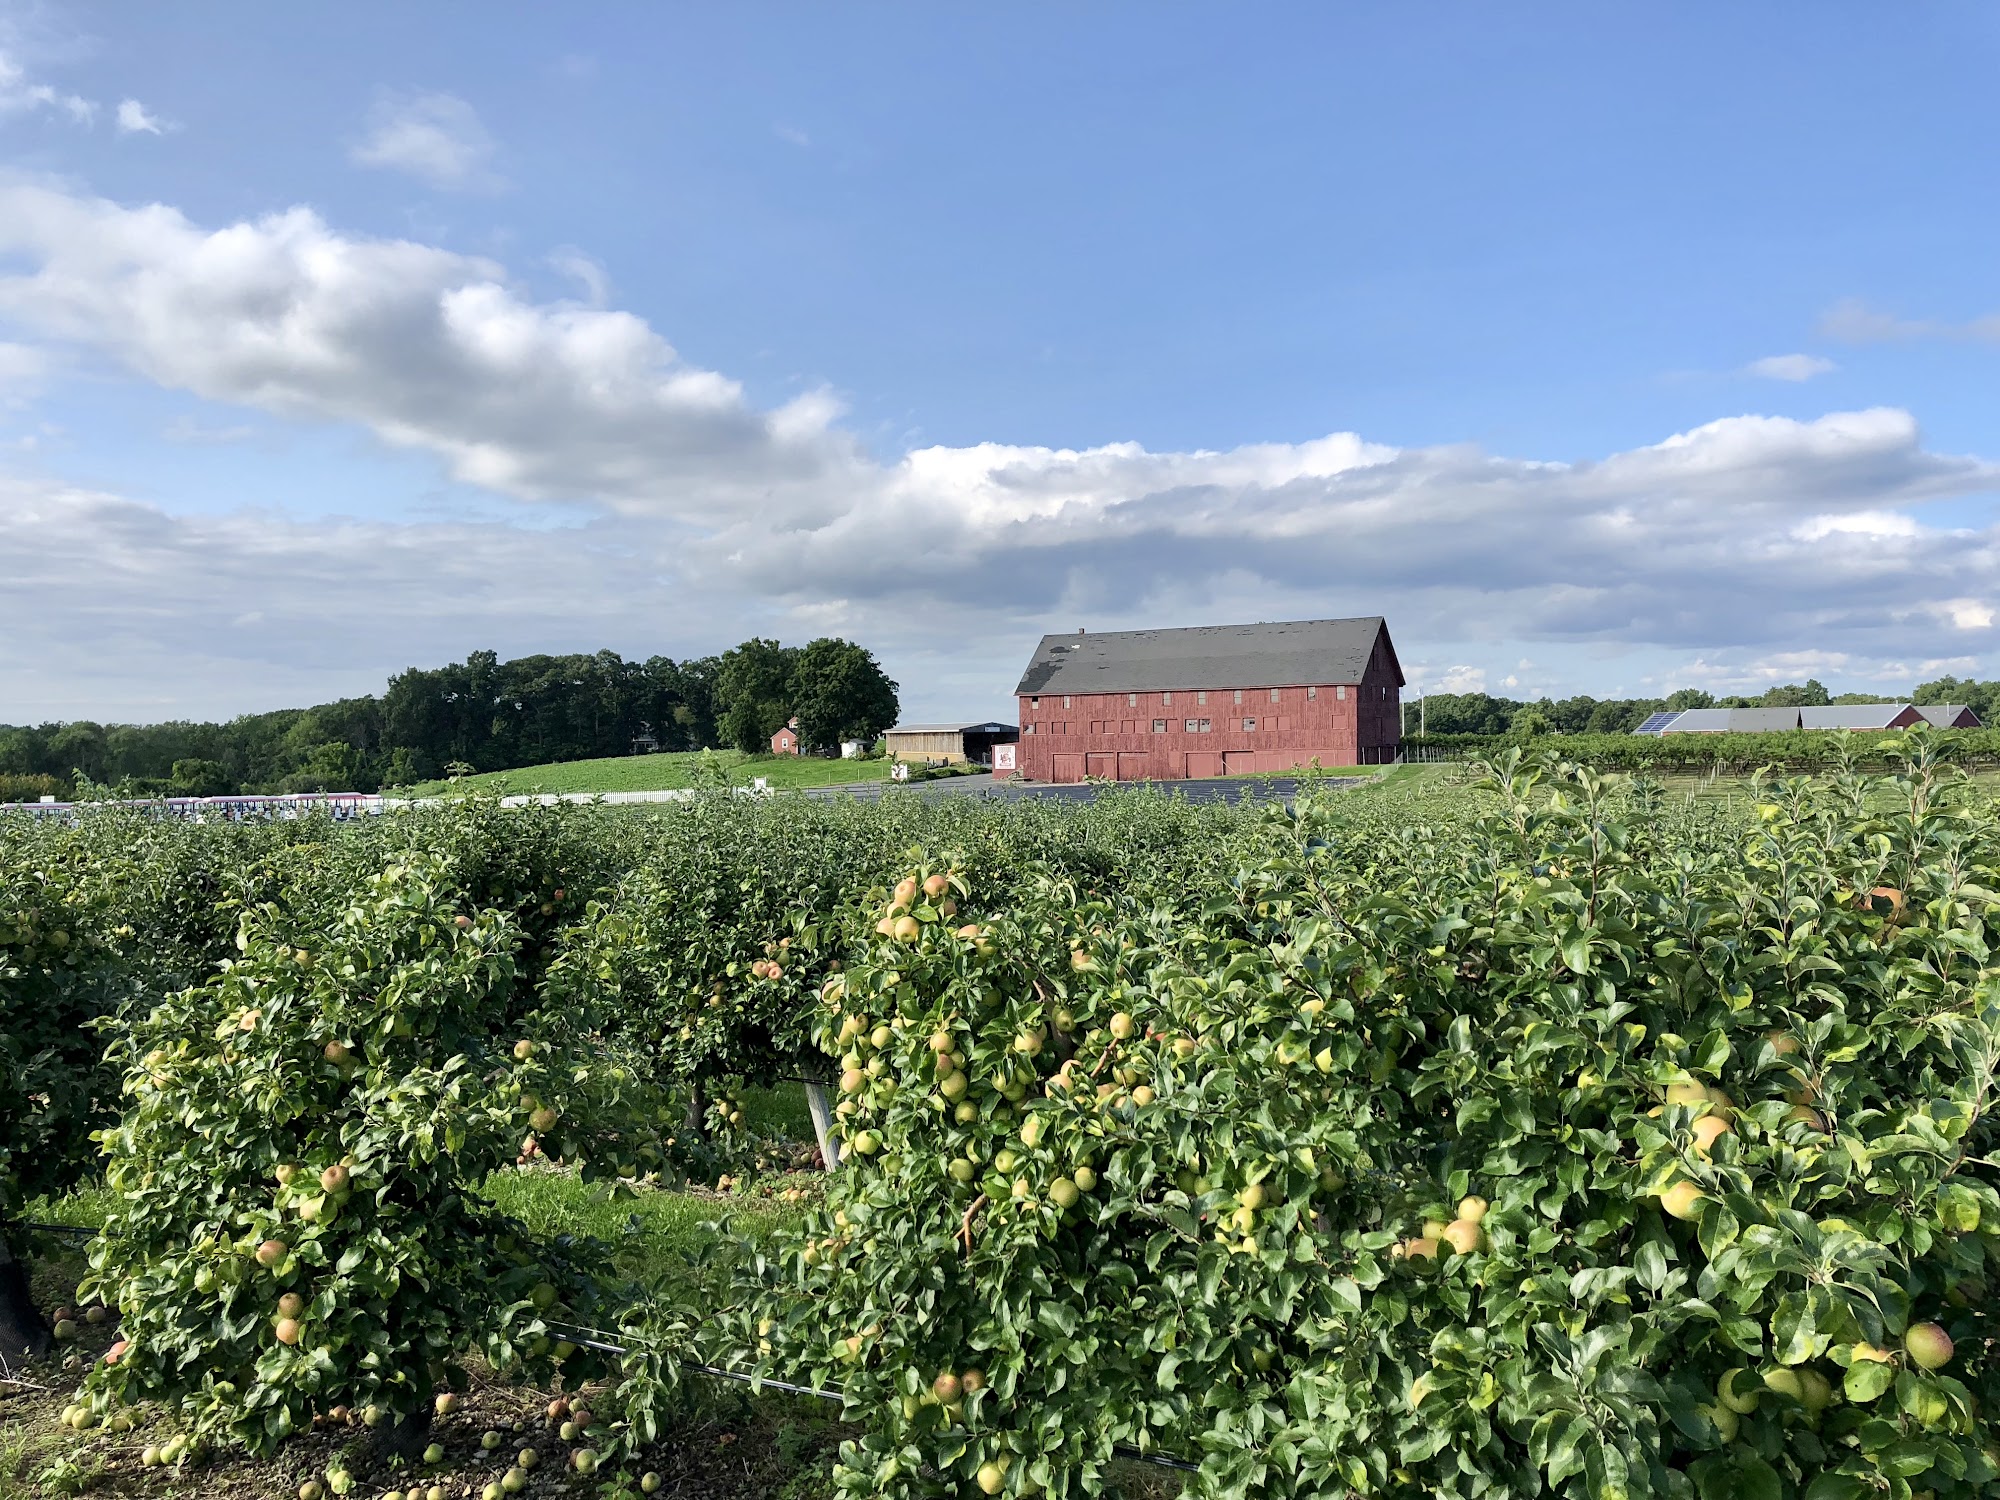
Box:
802, 1080, 841, 1170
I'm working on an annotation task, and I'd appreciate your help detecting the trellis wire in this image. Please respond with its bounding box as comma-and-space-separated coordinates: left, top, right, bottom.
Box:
544, 1321, 1201, 1474
9, 1224, 1200, 1475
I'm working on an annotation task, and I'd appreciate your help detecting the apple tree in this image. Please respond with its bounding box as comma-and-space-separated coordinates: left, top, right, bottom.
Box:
75, 850, 666, 1459
669, 747, 2000, 1499
0, 829, 130, 1363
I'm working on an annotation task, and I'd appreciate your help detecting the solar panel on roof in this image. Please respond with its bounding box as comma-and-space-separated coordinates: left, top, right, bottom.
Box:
1632, 712, 1680, 736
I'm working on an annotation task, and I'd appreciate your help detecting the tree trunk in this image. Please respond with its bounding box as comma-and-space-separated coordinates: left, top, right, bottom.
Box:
802, 1080, 842, 1170
0, 1228, 52, 1371
371, 1406, 434, 1463
684, 1077, 709, 1143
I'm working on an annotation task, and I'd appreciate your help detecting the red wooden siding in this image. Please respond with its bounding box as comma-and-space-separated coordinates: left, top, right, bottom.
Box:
1015, 664, 1402, 784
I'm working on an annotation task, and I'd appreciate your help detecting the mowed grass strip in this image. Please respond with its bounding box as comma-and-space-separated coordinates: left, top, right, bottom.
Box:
29, 1169, 808, 1291
403, 748, 895, 798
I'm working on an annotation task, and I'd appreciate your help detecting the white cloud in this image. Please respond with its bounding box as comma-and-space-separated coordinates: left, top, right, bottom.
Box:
161, 414, 255, 444
0, 340, 43, 395
1745, 353, 1836, 382
1820, 297, 2000, 345
0, 48, 95, 125
4, 181, 2000, 718
115, 98, 165, 135
1430, 666, 1488, 694
1791, 510, 1921, 542
775, 123, 812, 148
547, 247, 610, 308
1934, 599, 1994, 631
350, 92, 504, 192
0, 180, 849, 513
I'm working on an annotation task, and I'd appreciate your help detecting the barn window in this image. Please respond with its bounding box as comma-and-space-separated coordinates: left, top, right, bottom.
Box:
1197, 691, 1208, 706
1128, 693, 1137, 706
1308, 686, 1317, 700
1026, 724, 1035, 735
1243, 718, 1256, 732
1030, 696, 1040, 707
1063, 696, 1071, 708
1337, 686, 1346, 701
1163, 692, 1172, 705
1270, 688, 1280, 703
1200, 719, 1212, 733
1184, 719, 1199, 733
1233, 689, 1243, 705
1152, 719, 1166, 733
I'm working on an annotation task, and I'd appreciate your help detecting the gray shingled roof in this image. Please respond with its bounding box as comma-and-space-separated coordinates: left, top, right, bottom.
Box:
1015, 617, 1396, 696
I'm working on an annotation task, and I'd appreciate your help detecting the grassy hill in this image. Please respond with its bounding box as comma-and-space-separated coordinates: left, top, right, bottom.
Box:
403, 749, 894, 798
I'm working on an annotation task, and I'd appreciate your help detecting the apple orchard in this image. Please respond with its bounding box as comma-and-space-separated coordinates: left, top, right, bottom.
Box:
5, 737, 2000, 1500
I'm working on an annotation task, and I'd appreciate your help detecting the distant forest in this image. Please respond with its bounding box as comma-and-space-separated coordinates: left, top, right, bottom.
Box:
1408, 674, 2000, 737
0, 637, 898, 799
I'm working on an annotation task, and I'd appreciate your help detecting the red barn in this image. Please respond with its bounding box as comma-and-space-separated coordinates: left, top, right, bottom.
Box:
1013, 617, 1403, 783
770, 719, 801, 755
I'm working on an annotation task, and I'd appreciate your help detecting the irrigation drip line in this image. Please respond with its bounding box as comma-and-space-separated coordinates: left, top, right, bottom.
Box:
10, 1226, 1201, 1474
18, 1221, 95, 1242
545, 1321, 1201, 1475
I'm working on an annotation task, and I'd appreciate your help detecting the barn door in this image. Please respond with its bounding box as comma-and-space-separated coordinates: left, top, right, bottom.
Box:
1085, 753, 1116, 780
1184, 753, 1222, 780
1116, 753, 1149, 781
1051, 755, 1085, 784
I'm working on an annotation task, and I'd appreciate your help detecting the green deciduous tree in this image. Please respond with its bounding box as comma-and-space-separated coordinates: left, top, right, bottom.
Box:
715, 638, 801, 754
790, 639, 900, 755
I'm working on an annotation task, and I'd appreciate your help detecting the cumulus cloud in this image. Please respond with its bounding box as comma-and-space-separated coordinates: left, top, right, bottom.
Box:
350, 92, 505, 191
2, 180, 2000, 718
114, 98, 165, 135
1745, 353, 1836, 382
1820, 297, 2000, 345
1431, 666, 1488, 694
0, 180, 855, 515
0, 48, 94, 125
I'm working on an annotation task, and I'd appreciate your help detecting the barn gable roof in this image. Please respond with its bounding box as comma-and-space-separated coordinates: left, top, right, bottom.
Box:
1917, 704, 1981, 728
1800, 704, 1919, 729
1727, 707, 1806, 732
1015, 617, 1398, 697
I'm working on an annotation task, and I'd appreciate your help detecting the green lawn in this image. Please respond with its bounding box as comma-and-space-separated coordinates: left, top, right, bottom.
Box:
403, 749, 894, 798
27, 1169, 807, 1289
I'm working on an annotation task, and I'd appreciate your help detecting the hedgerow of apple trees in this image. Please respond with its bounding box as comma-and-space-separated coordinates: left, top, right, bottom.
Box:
70, 847, 667, 1463
553, 790, 1254, 1129
630, 744, 2000, 1500
1, 807, 323, 1359
0, 829, 134, 1358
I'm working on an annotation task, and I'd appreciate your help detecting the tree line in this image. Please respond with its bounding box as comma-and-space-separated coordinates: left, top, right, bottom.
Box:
1405, 674, 1996, 738
0, 638, 899, 799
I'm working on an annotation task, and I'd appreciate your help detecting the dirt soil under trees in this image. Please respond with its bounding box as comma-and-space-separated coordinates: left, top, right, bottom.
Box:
3, 1248, 1184, 1500
4, 1247, 846, 1500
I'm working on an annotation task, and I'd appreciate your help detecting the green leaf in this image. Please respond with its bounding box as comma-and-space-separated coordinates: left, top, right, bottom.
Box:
1843, 1359, 1895, 1404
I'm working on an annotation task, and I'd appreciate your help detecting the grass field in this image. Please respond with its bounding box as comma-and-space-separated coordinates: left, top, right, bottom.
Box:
403, 749, 894, 798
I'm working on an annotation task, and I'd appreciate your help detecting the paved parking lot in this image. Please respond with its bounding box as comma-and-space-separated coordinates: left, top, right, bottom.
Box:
802, 772, 1370, 806
493, 771, 1378, 810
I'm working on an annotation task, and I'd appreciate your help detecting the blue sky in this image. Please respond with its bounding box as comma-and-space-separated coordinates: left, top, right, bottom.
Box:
3, 3, 1998, 721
